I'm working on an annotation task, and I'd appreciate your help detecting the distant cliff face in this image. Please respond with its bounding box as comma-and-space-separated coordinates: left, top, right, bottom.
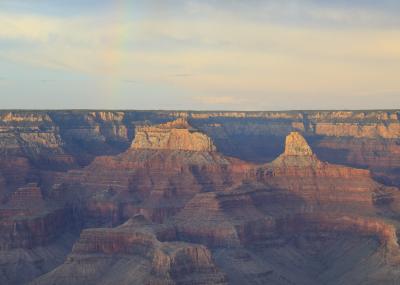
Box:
131, 118, 217, 152
0, 109, 398, 190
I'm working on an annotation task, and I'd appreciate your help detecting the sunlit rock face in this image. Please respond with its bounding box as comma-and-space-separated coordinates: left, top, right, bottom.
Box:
51, 119, 248, 227
131, 118, 217, 152
284, 131, 313, 156
0, 110, 399, 184
1, 111, 400, 285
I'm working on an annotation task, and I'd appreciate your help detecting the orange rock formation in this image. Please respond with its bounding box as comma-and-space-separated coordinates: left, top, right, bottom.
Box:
131, 118, 217, 152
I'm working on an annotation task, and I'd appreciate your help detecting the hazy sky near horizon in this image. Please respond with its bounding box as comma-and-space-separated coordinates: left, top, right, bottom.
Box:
0, 0, 399, 110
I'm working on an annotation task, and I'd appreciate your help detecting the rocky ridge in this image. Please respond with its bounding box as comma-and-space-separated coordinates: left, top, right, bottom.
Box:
0, 110, 399, 184
0, 112, 399, 284
32, 215, 227, 285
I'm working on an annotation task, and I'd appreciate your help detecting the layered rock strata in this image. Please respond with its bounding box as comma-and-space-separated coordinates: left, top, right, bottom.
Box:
52, 119, 249, 225
32, 216, 227, 285
0, 183, 68, 250
0, 110, 399, 184
131, 118, 217, 151
0, 112, 399, 284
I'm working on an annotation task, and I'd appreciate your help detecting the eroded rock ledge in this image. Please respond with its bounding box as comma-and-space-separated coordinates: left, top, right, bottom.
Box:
0, 183, 68, 250
38, 215, 227, 285
131, 118, 217, 152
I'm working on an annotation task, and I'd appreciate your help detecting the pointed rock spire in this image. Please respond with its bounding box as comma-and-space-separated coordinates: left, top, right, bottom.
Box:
284, 132, 313, 156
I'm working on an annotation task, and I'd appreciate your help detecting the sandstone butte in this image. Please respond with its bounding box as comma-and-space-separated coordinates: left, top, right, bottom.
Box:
131, 117, 217, 151
0, 112, 400, 285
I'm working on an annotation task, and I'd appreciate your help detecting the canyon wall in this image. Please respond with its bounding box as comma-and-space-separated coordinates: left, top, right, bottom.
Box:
0, 110, 399, 285
1, 110, 398, 187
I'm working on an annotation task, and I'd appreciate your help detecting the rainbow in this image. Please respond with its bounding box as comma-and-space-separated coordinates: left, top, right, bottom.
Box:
102, 0, 132, 104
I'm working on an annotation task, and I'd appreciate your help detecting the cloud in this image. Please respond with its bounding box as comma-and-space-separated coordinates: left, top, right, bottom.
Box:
183, 0, 400, 28
0, 2, 399, 109
172, 73, 192, 77
193, 95, 247, 105
123, 79, 137, 84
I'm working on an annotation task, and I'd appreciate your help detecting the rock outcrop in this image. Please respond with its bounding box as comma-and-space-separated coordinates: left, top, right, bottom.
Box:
51, 119, 249, 226
132, 118, 217, 152
284, 131, 313, 156
0, 183, 69, 250
0, 112, 76, 173
32, 216, 227, 285
8, 183, 45, 208
172, 190, 400, 250
247, 132, 396, 212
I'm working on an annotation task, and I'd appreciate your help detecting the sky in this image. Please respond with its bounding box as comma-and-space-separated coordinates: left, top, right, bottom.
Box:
0, 0, 399, 110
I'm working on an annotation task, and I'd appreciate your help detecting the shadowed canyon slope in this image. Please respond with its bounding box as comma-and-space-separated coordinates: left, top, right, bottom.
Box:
0, 110, 399, 284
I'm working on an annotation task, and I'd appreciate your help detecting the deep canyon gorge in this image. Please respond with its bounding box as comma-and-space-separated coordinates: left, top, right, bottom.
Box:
0, 110, 399, 284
